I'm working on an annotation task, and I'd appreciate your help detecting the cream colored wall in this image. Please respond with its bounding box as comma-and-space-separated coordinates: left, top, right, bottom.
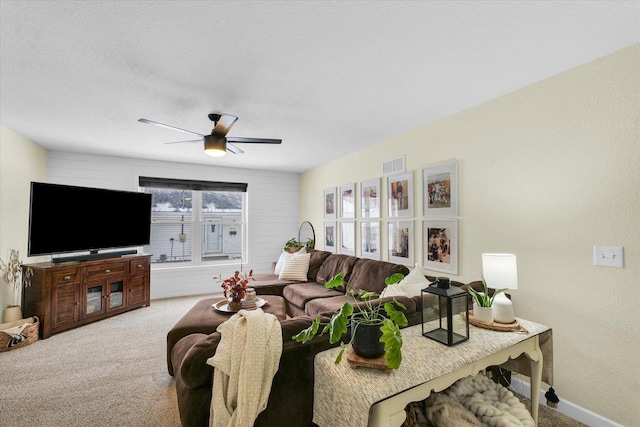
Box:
301, 45, 639, 425
0, 125, 47, 313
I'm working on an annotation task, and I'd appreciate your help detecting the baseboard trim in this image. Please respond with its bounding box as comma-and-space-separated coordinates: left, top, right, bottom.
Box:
510, 377, 623, 427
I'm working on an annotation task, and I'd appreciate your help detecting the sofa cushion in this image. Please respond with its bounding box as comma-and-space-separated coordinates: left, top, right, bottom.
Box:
250, 273, 300, 297
279, 250, 311, 281
308, 249, 332, 281
348, 258, 410, 294
315, 254, 359, 287
282, 282, 343, 310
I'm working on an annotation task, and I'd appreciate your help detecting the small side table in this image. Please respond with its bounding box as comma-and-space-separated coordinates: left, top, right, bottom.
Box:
313, 318, 551, 427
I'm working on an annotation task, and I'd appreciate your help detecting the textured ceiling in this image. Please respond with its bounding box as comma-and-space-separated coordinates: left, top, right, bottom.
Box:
1, 1, 638, 173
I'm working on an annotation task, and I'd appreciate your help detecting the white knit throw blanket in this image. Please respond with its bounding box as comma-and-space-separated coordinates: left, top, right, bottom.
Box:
206, 308, 282, 427
444, 373, 534, 427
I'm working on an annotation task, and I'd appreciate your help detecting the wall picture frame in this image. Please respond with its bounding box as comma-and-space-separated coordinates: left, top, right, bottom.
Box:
360, 221, 380, 260
324, 187, 337, 219
422, 219, 458, 274
422, 159, 458, 217
388, 220, 414, 265
340, 183, 356, 219
361, 178, 381, 218
388, 172, 413, 217
323, 221, 337, 252
339, 221, 355, 255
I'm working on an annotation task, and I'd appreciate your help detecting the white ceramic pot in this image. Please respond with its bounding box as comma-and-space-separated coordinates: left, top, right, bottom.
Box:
473, 304, 493, 323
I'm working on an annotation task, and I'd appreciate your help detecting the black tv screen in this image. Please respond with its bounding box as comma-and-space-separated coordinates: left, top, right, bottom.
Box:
28, 182, 152, 257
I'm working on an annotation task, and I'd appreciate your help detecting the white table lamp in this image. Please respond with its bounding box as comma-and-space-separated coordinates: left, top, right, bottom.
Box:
482, 253, 518, 323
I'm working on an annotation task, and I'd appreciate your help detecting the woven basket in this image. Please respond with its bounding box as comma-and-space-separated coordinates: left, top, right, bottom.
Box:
0, 316, 39, 352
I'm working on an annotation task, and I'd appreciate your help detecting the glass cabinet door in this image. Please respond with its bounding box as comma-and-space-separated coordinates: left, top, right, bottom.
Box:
86, 284, 104, 316
109, 281, 125, 310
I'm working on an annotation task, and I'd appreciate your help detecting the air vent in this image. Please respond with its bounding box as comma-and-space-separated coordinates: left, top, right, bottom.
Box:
382, 156, 405, 176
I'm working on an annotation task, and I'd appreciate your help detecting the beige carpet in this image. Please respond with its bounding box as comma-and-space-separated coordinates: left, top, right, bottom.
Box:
0, 294, 208, 427
1, 294, 586, 427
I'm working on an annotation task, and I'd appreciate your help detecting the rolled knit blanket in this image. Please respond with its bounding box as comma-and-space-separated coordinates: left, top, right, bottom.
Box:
444, 373, 534, 427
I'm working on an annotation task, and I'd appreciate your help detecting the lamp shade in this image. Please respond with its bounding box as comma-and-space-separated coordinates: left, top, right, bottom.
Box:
204, 135, 227, 157
482, 253, 518, 290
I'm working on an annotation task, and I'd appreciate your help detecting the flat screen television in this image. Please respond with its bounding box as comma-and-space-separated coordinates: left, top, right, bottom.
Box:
28, 182, 152, 263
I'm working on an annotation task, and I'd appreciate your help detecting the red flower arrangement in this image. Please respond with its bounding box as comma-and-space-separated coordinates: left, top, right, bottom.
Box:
218, 270, 254, 304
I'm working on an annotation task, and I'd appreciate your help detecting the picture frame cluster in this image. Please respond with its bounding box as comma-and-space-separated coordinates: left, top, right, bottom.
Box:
324, 158, 459, 274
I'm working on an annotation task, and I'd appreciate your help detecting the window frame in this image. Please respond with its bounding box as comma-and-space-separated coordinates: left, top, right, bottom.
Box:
139, 177, 248, 269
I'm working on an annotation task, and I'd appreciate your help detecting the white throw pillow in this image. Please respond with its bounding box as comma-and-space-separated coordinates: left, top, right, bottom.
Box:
383, 283, 408, 297
386, 264, 430, 298
274, 247, 306, 275
278, 249, 310, 281
274, 251, 287, 275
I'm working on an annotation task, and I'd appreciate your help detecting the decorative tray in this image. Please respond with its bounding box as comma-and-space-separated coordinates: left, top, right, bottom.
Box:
468, 311, 528, 333
213, 297, 267, 313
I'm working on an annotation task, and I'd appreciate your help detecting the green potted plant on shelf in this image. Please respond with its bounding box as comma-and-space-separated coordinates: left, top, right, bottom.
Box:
283, 237, 314, 253
292, 271, 407, 369
467, 278, 506, 323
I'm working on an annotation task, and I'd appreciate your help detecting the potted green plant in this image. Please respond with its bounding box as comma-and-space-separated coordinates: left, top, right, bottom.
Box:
283, 237, 315, 253
467, 278, 506, 323
292, 271, 407, 369
283, 238, 304, 253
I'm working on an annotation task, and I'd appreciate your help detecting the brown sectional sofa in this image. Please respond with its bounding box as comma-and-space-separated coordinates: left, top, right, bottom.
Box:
170, 250, 480, 427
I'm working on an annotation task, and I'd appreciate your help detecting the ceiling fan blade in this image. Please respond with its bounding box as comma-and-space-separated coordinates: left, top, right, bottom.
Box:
138, 118, 206, 138
227, 137, 282, 144
212, 114, 238, 136
226, 142, 244, 154
164, 139, 204, 145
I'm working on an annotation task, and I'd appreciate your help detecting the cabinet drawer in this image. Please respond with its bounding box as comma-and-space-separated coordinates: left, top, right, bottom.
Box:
53, 267, 81, 286
85, 261, 126, 278
129, 259, 149, 275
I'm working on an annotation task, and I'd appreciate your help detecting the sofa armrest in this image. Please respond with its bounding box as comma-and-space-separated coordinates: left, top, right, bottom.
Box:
173, 332, 221, 389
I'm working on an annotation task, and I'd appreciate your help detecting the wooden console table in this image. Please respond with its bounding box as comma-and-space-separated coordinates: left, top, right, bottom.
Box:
313, 318, 551, 427
22, 254, 151, 339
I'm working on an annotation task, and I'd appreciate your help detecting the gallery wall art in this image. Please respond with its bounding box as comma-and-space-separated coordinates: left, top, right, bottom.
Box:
320, 158, 459, 274
422, 219, 458, 274
388, 172, 413, 217
422, 159, 458, 217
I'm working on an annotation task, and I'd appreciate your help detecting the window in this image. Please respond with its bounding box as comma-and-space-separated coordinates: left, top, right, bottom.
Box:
139, 177, 247, 266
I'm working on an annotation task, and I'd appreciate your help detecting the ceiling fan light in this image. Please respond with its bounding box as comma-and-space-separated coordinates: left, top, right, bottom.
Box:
204, 135, 227, 157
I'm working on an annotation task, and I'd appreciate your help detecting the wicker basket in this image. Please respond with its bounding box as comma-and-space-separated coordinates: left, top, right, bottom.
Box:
0, 316, 39, 352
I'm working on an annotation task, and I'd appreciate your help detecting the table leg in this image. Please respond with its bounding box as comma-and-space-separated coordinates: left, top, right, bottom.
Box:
526, 335, 544, 426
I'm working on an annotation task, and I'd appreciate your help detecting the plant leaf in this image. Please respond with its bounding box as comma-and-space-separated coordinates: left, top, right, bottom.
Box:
391, 298, 407, 311
325, 271, 344, 289
385, 273, 405, 285
292, 317, 321, 343
467, 285, 487, 307
327, 303, 353, 344
380, 319, 402, 369
384, 302, 408, 327
360, 291, 379, 300
334, 342, 346, 364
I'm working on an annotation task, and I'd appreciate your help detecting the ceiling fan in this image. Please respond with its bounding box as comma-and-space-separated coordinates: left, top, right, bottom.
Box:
138, 113, 282, 157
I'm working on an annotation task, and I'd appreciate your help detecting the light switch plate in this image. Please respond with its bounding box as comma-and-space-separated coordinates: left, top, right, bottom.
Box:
593, 246, 624, 268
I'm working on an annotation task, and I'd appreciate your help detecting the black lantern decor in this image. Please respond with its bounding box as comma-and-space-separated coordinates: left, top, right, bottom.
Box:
421, 277, 469, 346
